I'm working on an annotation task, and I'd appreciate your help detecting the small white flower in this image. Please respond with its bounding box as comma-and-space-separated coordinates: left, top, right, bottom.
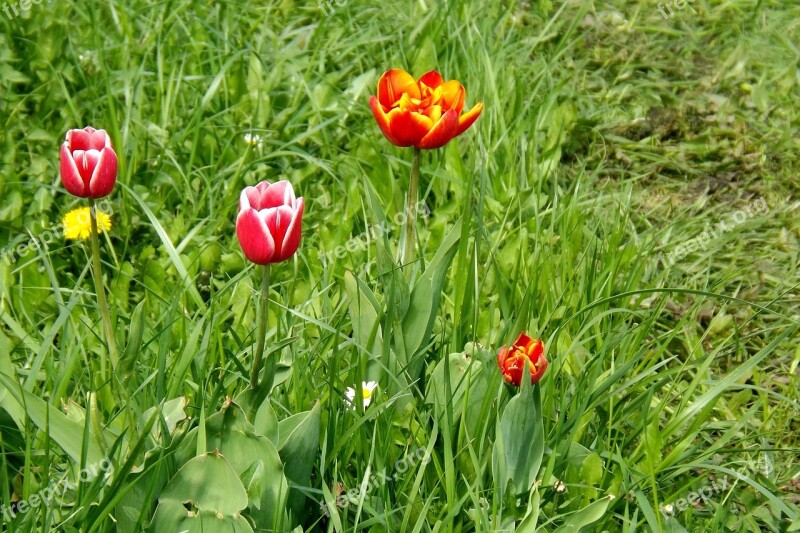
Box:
554, 479, 567, 493
243, 133, 263, 147
345, 381, 378, 409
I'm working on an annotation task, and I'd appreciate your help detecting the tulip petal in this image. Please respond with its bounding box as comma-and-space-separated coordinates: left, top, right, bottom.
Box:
455, 101, 483, 136
88, 147, 118, 198
241, 186, 259, 211
88, 129, 112, 150
438, 80, 466, 114
74, 149, 100, 183
261, 180, 294, 210
60, 144, 87, 197
377, 69, 420, 108
416, 109, 458, 149
66, 129, 93, 151
417, 70, 444, 89
390, 110, 433, 148
514, 332, 533, 346
370, 96, 403, 146
276, 197, 304, 261
236, 208, 275, 265
262, 205, 294, 253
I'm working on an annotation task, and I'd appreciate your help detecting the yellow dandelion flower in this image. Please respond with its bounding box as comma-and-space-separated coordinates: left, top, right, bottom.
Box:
62, 207, 112, 241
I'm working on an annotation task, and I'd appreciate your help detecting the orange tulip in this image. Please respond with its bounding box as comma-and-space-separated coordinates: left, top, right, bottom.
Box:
497, 333, 548, 387
369, 69, 483, 149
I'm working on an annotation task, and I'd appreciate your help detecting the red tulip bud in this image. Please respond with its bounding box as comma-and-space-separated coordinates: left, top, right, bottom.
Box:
59, 127, 118, 199
236, 180, 304, 265
497, 333, 548, 387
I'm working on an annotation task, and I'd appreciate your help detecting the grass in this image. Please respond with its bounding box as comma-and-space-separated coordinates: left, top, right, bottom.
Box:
1, 0, 799, 531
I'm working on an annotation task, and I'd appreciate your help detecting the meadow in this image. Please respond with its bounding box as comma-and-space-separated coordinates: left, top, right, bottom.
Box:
0, 0, 798, 531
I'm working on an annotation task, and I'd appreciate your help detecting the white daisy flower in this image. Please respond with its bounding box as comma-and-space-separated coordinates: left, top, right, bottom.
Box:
243, 133, 263, 147
344, 381, 378, 409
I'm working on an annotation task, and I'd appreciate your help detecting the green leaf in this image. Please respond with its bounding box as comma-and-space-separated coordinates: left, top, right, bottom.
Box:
278, 401, 321, 517
120, 299, 146, 373
174, 398, 288, 529
150, 451, 252, 532
150, 503, 253, 533
138, 397, 188, 444
492, 382, 545, 496
0, 372, 107, 466
253, 397, 279, 444
580, 452, 604, 487
344, 271, 386, 381
553, 496, 613, 533
400, 219, 462, 379
425, 351, 484, 426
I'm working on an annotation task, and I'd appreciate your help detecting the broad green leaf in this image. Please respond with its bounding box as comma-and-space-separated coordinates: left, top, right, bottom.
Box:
150, 452, 251, 532
344, 271, 386, 381
553, 496, 613, 533
120, 299, 146, 373
492, 382, 545, 496
401, 219, 462, 379
278, 401, 321, 517
138, 396, 188, 444
0, 372, 106, 466
150, 503, 253, 533
580, 453, 604, 487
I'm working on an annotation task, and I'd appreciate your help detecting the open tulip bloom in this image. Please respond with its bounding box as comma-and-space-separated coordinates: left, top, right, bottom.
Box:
369, 69, 483, 150
497, 333, 548, 387
235, 180, 304, 391
369, 68, 482, 264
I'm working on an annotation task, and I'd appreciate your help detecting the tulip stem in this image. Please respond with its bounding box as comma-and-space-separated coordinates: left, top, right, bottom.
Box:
88, 199, 118, 374
402, 147, 422, 265
250, 264, 271, 391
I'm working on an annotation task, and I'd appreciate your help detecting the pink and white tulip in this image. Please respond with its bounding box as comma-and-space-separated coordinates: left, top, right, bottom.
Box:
236, 180, 304, 265
59, 127, 118, 199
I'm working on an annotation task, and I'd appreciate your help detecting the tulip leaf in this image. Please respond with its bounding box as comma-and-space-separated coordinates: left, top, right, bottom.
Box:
149, 503, 253, 533
120, 299, 146, 373
150, 452, 253, 532
0, 372, 107, 466
401, 219, 462, 379
552, 496, 613, 533
138, 396, 188, 444
253, 397, 279, 445
278, 401, 321, 518
344, 271, 386, 381
175, 399, 288, 528
492, 382, 545, 497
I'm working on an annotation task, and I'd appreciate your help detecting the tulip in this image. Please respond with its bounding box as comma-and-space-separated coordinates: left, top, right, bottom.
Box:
497, 333, 548, 387
60, 127, 118, 199
369, 69, 482, 264
369, 68, 483, 150
236, 180, 303, 392
236, 180, 304, 265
